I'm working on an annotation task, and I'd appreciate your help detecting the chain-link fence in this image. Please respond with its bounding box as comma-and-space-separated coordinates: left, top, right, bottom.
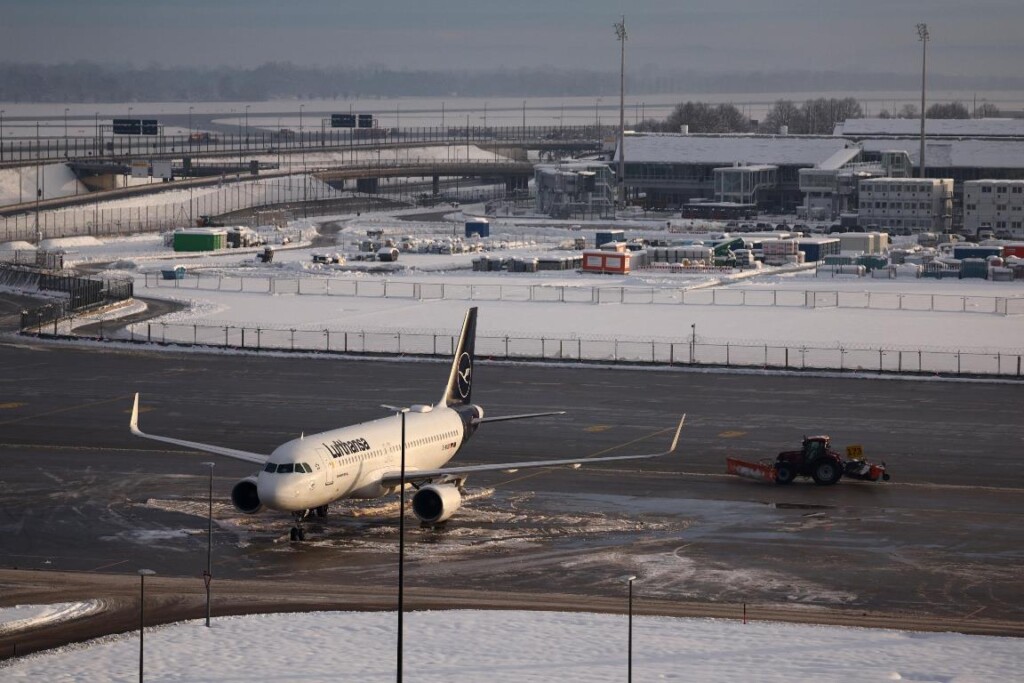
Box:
139, 273, 1024, 316
24, 319, 1018, 379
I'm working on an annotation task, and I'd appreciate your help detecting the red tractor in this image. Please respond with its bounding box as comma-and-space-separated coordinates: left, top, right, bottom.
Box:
727, 436, 890, 486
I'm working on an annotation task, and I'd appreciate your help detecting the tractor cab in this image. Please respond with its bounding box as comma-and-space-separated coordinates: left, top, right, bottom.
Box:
775, 435, 844, 485
802, 436, 831, 461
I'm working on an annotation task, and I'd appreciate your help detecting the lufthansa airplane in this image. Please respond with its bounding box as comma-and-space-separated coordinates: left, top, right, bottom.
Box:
131, 307, 684, 540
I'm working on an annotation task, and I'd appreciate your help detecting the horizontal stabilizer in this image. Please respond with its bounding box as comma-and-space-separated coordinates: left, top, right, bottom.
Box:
475, 411, 566, 424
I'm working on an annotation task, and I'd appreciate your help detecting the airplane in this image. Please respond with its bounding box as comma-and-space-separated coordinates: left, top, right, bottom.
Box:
130, 307, 685, 541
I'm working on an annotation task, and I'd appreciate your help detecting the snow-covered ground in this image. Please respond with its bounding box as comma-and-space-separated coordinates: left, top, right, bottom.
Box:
3, 609, 1021, 682
17, 208, 1017, 362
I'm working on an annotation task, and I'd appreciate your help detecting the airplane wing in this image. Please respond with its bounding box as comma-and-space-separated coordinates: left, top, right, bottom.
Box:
380, 414, 684, 487
129, 393, 269, 465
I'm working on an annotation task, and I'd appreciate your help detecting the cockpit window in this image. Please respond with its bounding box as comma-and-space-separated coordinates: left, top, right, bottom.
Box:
298, 463, 310, 473
263, 462, 277, 473
277, 463, 294, 474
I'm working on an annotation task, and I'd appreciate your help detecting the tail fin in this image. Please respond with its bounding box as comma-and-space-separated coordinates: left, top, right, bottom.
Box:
441, 307, 477, 406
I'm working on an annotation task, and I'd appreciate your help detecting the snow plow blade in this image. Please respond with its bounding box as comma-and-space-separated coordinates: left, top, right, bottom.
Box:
726, 457, 777, 484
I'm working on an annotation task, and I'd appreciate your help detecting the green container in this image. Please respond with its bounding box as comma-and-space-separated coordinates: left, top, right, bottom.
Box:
173, 230, 227, 252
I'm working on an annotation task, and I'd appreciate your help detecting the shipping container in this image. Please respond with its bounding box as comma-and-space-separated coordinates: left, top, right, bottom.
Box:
465, 218, 490, 238
595, 230, 625, 248
582, 250, 631, 274
173, 229, 226, 252
796, 238, 840, 263
953, 245, 1002, 260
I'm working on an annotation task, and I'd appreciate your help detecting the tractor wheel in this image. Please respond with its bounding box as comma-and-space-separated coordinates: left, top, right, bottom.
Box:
775, 463, 796, 485
812, 460, 842, 485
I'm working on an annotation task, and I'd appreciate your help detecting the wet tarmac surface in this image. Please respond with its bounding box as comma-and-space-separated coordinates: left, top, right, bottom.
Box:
0, 340, 1022, 639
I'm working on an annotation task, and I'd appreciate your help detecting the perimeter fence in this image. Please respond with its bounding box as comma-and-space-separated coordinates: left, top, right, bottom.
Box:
140, 273, 1024, 316
20, 318, 1022, 379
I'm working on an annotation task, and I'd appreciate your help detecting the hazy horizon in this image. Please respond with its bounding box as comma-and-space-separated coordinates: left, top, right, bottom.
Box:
2, 1, 1022, 78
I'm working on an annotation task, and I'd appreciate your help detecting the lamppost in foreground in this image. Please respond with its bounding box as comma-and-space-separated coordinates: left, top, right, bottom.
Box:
917, 23, 929, 179
138, 568, 156, 683
201, 461, 215, 627
396, 405, 409, 683
627, 574, 637, 683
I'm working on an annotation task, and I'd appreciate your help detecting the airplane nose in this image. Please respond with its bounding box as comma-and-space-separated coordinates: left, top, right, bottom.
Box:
257, 476, 303, 511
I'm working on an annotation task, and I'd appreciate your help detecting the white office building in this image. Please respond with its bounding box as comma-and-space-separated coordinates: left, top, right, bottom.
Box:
963, 180, 1024, 239
857, 177, 953, 234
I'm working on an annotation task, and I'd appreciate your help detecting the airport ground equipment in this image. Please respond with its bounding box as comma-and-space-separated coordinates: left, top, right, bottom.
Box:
726, 436, 890, 485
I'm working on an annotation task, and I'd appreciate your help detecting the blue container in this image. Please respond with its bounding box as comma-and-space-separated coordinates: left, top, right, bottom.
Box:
465, 219, 490, 237
953, 245, 1002, 260
161, 265, 187, 280
596, 230, 625, 248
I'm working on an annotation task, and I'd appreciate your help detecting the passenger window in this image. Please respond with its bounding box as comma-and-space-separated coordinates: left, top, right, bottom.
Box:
278, 463, 294, 474
264, 462, 276, 473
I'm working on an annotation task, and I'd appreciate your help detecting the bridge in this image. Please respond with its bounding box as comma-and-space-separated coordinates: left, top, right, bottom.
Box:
0, 159, 538, 218
0, 125, 604, 168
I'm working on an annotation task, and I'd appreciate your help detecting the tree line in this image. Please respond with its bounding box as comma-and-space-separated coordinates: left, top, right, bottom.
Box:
637, 98, 1004, 135
1, 61, 1022, 104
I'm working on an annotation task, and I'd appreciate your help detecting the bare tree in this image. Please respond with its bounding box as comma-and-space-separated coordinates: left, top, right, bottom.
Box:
665, 101, 750, 134
761, 99, 804, 133
926, 101, 970, 119
974, 102, 1001, 118
897, 103, 919, 119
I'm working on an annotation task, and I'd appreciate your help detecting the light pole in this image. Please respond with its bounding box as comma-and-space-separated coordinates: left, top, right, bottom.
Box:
244, 104, 250, 149
188, 106, 194, 139
64, 107, 69, 148
1, 109, 5, 161
916, 23, 929, 179
395, 406, 410, 683
615, 16, 627, 207
627, 575, 637, 683
138, 568, 156, 683
201, 462, 215, 627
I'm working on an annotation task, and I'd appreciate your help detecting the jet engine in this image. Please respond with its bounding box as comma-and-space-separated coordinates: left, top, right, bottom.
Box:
230, 476, 264, 514
411, 483, 462, 524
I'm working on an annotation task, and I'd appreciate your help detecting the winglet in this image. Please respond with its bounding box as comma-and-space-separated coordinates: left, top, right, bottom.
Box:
130, 393, 142, 436
667, 414, 686, 454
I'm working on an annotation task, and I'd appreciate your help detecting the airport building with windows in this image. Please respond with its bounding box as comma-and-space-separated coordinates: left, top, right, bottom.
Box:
857, 178, 954, 235
963, 180, 1024, 239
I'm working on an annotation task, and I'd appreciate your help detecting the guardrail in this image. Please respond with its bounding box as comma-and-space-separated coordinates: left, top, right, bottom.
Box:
140, 273, 1024, 316
0, 125, 604, 165
1, 172, 518, 242
24, 319, 1022, 379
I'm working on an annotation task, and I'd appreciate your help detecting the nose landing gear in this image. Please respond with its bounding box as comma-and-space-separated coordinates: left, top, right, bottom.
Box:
289, 509, 311, 542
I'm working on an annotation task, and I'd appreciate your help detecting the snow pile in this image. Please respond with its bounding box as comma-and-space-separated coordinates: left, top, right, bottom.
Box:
3, 609, 1020, 682
0, 241, 37, 252
0, 600, 104, 636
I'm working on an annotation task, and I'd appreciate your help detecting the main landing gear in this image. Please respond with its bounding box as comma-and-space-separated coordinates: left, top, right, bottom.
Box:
289, 505, 329, 541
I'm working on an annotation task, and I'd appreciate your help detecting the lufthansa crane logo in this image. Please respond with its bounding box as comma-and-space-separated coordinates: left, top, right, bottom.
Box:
456, 351, 472, 399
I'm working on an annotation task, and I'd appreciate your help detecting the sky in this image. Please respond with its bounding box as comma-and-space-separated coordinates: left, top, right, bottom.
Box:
3, 607, 1022, 681
1, 0, 1023, 77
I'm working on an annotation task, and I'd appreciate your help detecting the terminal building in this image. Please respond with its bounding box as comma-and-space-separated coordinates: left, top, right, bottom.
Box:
607, 121, 1024, 233
857, 177, 954, 234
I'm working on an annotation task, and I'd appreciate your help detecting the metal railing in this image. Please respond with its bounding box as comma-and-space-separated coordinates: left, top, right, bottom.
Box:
1, 173, 517, 242
1, 125, 604, 165
29, 320, 1022, 379
139, 273, 1024, 316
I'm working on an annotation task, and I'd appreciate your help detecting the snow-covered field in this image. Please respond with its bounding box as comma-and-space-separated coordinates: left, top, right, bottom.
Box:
3, 609, 1021, 682
12, 207, 1017, 367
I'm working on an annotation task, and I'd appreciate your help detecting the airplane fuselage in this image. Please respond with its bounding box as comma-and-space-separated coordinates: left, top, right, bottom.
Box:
255, 403, 474, 513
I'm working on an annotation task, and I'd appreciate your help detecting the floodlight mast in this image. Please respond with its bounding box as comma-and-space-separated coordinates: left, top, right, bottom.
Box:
615, 17, 627, 207
917, 23, 929, 179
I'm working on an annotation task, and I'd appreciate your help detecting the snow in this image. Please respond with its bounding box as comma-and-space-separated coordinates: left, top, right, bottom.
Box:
0, 601, 104, 636
2, 609, 1020, 682
23, 205, 1019, 361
